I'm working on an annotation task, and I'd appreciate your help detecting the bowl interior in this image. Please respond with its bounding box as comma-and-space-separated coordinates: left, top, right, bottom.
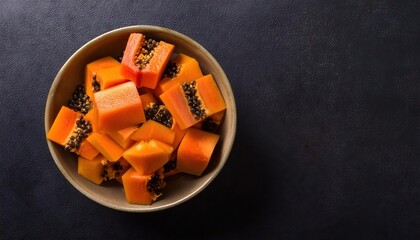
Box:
45, 26, 236, 212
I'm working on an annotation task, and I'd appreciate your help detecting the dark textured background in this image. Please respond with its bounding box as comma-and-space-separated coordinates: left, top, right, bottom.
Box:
1, 0, 419, 239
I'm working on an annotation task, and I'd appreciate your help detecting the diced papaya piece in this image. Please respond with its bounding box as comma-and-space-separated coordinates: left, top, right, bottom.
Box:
123, 140, 173, 175
95, 65, 128, 90
85, 56, 120, 101
154, 53, 203, 96
121, 33, 175, 89
130, 120, 175, 146
47, 106, 79, 146
139, 92, 157, 110
86, 133, 124, 162
107, 126, 137, 149
160, 74, 226, 129
93, 81, 146, 132
177, 128, 220, 176
196, 75, 226, 115
76, 140, 99, 160
77, 155, 105, 185
121, 168, 165, 205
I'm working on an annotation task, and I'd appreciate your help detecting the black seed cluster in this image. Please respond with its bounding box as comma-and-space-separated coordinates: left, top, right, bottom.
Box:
182, 80, 206, 120
163, 160, 176, 173
201, 117, 218, 133
91, 73, 100, 92
135, 37, 159, 69
68, 85, 92, 114
147, 172, 165, 194
145, 104, 173, 128
100, 160, 124, 181
64, 116, 92, 152
163, 62, 181, 78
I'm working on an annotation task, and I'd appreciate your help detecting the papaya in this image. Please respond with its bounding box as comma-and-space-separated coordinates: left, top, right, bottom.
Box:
78, 155, 130, 184
78, 155, 105, 185
86, 133, 124, 162
107, 126, 137, 149
47, 106, 93, 153
122, 168, 165, 205
76, 140, 99, 160
85, 56, 120, 101
47, 106, 80, 146
120, 33, 175, 89
154, 53, 203, 97
177, 128, 220, 176
160, 74, 226, 129
93, 81, 146, 132
123, 139, 173, 175
130, 120, 175, 146
139, 92, 157, 110
95, 64, 128, 90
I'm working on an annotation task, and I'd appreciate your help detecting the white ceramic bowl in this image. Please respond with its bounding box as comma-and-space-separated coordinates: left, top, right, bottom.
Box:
45, 25, 236, 212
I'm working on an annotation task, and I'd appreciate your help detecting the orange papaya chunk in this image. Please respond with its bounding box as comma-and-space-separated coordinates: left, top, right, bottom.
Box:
77, 155, 105, 185
121, 33, 175, 89
196, 74, 226, 115
130, 120, 175, 146
85, 56, 120, 101
160, 74, 226, 129
47, 106, 79, 146
123, 140, 173, 175
139, 92, 157, 110
107, 126, 137, 149
155, 53, 203, 96
122, 168, 165, 205
94, 81, 146, 133
177, 128, 220, 176
76, 140, 99, 160
95, 65, 128, 90
86, 133, 124, 162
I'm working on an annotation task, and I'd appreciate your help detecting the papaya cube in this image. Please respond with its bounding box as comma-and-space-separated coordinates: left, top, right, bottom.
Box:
47, 106, 79, 146
77, 155, 105, 185
130, 120, 175, 146
177, 128, 220, 176
121, 168, 158, 205
76, 140, 100, 160
95, 65, 128, 90
123, 140, 173, 175
107, 126, 137, 149
86, 133, 124, 162
93, 81, 146, 132
160, 74, 226, 130
85, 56, 120, 101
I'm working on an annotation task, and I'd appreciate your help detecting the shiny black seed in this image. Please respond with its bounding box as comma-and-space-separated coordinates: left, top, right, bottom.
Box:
68, 141, 76, 148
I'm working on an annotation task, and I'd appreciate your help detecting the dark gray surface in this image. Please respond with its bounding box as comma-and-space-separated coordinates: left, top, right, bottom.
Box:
1, 0, 419, 239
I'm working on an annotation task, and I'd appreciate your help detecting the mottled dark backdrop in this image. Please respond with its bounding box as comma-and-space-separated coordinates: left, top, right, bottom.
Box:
1, 0, 419, 239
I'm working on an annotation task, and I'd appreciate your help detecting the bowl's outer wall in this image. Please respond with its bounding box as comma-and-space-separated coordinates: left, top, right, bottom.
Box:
45, 26, 236, 212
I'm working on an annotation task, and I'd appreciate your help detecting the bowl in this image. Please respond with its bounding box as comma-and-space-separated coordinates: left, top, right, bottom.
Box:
44, 25, 236, 212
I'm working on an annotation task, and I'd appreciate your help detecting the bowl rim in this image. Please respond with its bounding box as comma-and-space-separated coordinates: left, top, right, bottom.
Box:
44, 25, 237, 212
